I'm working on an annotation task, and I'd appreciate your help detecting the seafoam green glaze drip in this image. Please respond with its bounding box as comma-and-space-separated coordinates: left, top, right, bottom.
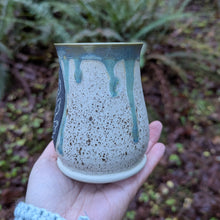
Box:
124, 59, 139, 143
56, 56, 69, 155
74, 59, 82, 83
102, 59, 119, 97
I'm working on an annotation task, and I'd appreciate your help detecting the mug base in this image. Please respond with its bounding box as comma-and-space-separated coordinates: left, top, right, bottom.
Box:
57, 155, 147, 184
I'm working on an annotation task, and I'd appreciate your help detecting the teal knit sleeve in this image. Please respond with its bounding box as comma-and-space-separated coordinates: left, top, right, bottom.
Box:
14, 202, 90, 220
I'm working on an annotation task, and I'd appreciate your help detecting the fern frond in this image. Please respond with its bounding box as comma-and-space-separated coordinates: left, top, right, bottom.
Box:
133, 13, 191, 40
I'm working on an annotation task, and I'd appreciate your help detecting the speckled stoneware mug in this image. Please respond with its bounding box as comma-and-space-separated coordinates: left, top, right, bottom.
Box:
52, 42, 149, 183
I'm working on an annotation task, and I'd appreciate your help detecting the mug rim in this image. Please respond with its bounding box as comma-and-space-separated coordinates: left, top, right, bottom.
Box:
54, 42, 143, 46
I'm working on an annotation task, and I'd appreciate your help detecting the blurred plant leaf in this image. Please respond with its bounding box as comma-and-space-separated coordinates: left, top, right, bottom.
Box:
0, 42, 12, 58
0, 63, 8, 100
178, 0, 192, 12
147, 54, 188, 82
72, 28, 124, 42
167, 51, 220, 67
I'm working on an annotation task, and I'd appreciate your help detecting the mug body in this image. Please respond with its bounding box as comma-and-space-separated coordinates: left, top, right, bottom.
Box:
52, 42, 149, 183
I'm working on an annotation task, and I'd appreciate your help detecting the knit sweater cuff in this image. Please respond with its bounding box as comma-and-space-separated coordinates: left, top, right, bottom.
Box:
14, 202, 66, 220
14, 202, 90, 220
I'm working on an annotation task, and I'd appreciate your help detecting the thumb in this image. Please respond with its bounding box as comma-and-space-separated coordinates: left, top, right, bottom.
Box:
39, 141, 57, 161
138, 142, 165, 186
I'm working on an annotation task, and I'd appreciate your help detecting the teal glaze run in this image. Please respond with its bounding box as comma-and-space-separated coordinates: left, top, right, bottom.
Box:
74, 59, 82, 83
124, 59, 139, 143
102, 59, 119, 97
55, 43, 143, 148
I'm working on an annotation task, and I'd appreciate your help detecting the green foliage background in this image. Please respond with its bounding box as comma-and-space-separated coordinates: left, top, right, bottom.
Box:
0, 0, 219, 97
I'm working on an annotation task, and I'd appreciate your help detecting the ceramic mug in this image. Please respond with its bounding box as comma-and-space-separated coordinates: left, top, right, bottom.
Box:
52, 42, 149, 183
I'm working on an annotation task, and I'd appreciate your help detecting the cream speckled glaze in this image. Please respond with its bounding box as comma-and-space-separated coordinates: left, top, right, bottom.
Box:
52, 42, 149, 183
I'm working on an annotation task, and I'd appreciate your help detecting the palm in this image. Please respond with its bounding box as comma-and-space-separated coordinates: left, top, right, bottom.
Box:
25, 121, 165, 220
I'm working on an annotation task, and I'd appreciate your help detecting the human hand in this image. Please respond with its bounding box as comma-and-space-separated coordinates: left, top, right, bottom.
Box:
25, 121, 165, 220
